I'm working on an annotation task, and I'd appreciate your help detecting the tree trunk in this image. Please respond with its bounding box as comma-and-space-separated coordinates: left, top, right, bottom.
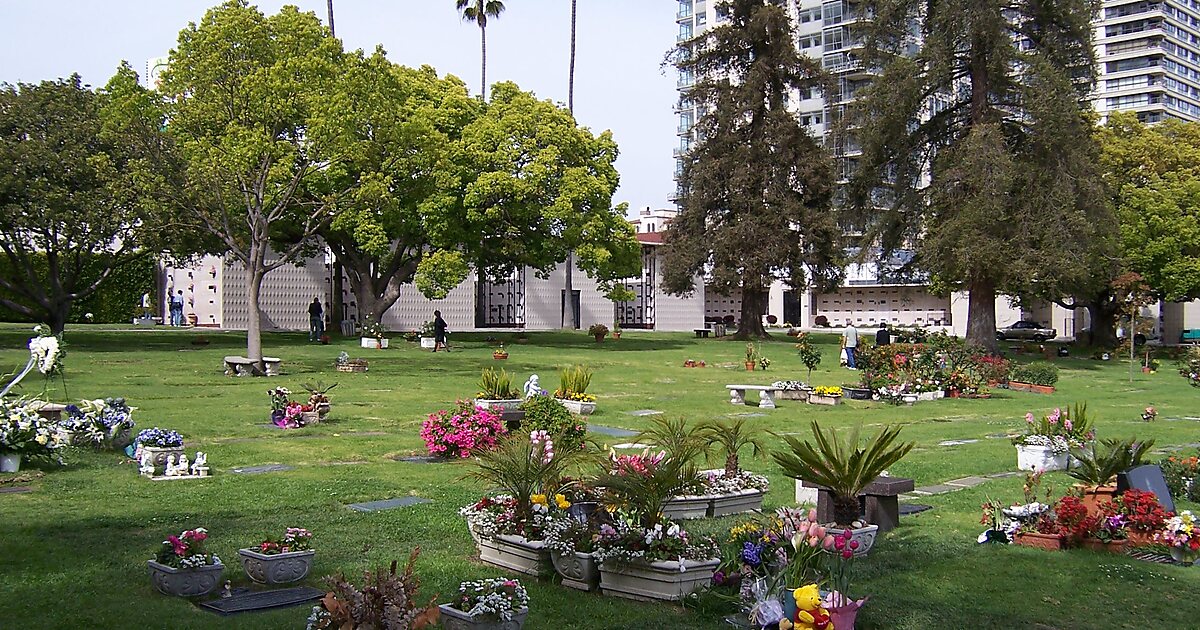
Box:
47, 302, 70, 335
326, 0, 335, 36
734, 286, 769, 339
480, 24, 488, 100
568, 0, 577, 113
1084, 300, 1119, 348
724, 452, 738, 478
246, 270, 265, 371
330, 259, 344, 336
563, 254, 577, 329
966, 276, 998, 353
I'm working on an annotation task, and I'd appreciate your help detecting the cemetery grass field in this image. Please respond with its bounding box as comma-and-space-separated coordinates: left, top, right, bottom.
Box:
1, 324, 1197, 629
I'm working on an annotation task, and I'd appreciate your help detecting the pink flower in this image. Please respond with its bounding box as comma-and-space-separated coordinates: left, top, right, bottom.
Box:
822, 535, 835, 550
842, 549, 853, 559
808, 508, 818, 521
1064, 419, 1073, 431
849, 540, 859, 550
1025, 413, 1035, 424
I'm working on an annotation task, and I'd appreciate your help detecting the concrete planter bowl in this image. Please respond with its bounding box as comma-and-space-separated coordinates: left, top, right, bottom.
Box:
237, 548, 315, 584
140, 445, 185, 469
598, 558, 719, 601
662, 495, 712, 520
555, 398, 596, 415
438, 604, 528, 630
473, 399, 523, 412
551, 550, 600, 591
1016, 444, 1068, 472
478, 535, 553, 578
708, 489, 765, 518
825, 523, 879, 557
146, 560, 224, 597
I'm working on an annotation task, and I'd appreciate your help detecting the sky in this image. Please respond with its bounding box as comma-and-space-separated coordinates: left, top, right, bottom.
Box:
0, 0, 680, 214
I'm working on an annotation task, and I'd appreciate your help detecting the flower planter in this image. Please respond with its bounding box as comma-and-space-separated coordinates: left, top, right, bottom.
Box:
300, 411, 320, 425
1079, 538, 1128, 554
316, 402, 331, 417
146, 560, 224, 597
901, 394, 918, 406
825, 524, 878, 557
478, 535, 553, 578
237, 548, 315, 584
662, 494, 712, 520
493, 353, 509, 360
1076, 484, 1118, 514
1170, 547, 1199, 565
744, 362, 755, 371
1016, 444, 1068, 472
140, 445, 185, 470
1127, 530, 1158, 547
843, 387, 872, 401
1008, 381, 1055, 394
555, 398, 596, 415
420, 337, 436, 349
808, 394, 842, 406
708, 489, 765, 518
0, 453, 21, 473
598, 558, 720, 601
551, 550, 600, 591
473, 398, 523, 412
1013, 531, 1063, 551
438, 604, 528, 630
361, 337, 390, 349
774, 390, 809, 401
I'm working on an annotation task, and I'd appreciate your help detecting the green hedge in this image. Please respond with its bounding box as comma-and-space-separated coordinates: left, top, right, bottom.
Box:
0, 253, 156, 324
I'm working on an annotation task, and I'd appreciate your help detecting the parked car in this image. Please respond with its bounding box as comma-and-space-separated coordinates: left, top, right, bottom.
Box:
996, 321, 1057, 341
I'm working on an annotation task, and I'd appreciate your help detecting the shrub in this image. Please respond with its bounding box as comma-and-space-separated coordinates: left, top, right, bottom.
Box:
517, 395, 586, 451
1178, 346, 1200, 387
478, 367, 520, 399
1160, 453, 1200, 502
307, 549, 438, 630
1011, 362, 1058, 386
420, 400, 507, 458
970, 354, 1012, 384
588, 323, 609, 337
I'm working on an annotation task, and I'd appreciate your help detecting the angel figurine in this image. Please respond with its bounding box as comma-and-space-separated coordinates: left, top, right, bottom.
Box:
139, 451, 156, 477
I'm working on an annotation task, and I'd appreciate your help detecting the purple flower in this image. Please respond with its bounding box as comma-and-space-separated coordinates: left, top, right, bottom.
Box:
740, 541, 762, 566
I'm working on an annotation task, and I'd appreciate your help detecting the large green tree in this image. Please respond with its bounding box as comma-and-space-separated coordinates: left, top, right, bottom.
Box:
663, 0, 842, 339
848, 0, 1110, 351
0, 73, 177, 333
456, 0, 506, 100
150, 1, 346, 368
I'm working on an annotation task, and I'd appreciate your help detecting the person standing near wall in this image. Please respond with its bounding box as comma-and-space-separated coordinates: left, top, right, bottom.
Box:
432, 310, 448, 352
843, 320, 859, 370
308, 297, 324, 342
170, 290, 185, 327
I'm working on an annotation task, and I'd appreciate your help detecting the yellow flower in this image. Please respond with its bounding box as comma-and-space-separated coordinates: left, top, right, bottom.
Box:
554, 494, 571, 509
530, 494, 548, 506
36, 434, 48, 445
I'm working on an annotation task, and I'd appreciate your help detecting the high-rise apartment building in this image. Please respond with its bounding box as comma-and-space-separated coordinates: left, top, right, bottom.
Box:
1093, 0, 1200, 123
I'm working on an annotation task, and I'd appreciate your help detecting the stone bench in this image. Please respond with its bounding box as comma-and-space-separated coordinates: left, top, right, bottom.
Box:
800, 476, 915, 532
725, 384, 777, 409
693, 328, 710, 338
224, 356, 281, 377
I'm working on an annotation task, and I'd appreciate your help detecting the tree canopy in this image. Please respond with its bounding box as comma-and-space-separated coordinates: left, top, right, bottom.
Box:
663, 0, 841, 339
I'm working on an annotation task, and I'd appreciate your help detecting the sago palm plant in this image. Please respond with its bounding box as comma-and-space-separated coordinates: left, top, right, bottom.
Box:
634, 416, 710, 467
1069, 437, 1155, 487
699, 417, 769, 477
773, 421, 914, 526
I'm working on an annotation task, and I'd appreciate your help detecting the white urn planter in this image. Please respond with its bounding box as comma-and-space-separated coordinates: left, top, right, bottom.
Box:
598, 558, 720, 601
478, 535, 553, 578
551, 550, 600, 591
825, 523, 879, 557
555, 398, 596, 415
237, 548, 315, 584
662, 495, 712, 520
1016, 444, 1069, 472
438, 604, 528, 630
0, 453, 21, 473
708, 489, 766, 518
774, 390, 809, 401
146, 560, 224, 597
360, 337, 389, 349
473, 398, 523, 412
808, 394, 842, 406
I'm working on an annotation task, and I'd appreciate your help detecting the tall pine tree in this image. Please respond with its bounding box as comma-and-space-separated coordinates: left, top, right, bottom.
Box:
663, 0, 842, 339
847, 0, 1110, 351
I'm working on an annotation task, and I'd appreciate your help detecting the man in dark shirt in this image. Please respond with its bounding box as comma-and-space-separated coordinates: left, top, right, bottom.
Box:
876, 322, 891, 346
308, 298, 324, 342
433, 310, 448, 352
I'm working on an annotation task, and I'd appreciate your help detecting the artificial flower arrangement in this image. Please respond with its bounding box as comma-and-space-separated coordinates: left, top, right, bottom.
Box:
700, 469, 771, 495
421, 400, 507, 458
812, 386, 843, 397
27, 324, 65, 376
306, 549, 439, 630
1141, 406, 1158, 422
60, 397, 135, 449
450, 577, 529, 623
155, 527, 220, 569
875, 381, 915, 405
0, 399, 66, 462
257, 527, 314, 554
1012, 405, 1094, 454
134, 427, 184, 449
361, 320, 387, 340
771, 380, 809, 391
461, 430, 577, 544
1157, 510, 1199, 563
591, 516, 718, 567
268, 387, 315, 429
759, 356, 772, 371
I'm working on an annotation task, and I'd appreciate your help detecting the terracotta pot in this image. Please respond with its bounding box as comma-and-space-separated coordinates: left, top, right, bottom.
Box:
1126, 530, 1158, 547
612, 331, 621, 340
1079, 538, 1128, 553
1013, 531, 1063, 551
744, 362, 755, 371
493, 354, 508, 360
594, 334, 605, 342
1077, 484, 1119, 514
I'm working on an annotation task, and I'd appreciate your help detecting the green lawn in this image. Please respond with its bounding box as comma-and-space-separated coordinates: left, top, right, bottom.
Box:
0, 324, 1196, 629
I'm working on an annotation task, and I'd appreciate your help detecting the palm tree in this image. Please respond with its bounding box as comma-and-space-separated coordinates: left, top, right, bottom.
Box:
456, 0, 506, 100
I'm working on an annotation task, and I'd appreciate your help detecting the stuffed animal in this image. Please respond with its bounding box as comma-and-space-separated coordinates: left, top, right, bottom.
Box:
791, 584, 833, 630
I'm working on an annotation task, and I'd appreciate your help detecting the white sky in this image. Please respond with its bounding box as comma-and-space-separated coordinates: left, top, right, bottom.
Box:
0, 0, 679, 213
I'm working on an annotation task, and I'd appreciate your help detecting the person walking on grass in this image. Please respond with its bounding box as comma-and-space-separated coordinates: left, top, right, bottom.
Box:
432, 310, 448, 352
308, 297, 324, 342
843, 320, 859, 370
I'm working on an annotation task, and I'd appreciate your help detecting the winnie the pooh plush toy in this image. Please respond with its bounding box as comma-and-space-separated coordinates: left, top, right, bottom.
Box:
787, 584, 833, 630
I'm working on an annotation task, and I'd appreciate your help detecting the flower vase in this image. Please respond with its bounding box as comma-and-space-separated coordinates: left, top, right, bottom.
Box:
237, 548, 315, 584
0, 452, 21, 473
146, 560, 224, 597
1170, 547, 1199, 566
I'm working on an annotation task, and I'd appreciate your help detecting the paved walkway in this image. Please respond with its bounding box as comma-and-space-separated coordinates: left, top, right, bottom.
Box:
902, 471, 1022, 499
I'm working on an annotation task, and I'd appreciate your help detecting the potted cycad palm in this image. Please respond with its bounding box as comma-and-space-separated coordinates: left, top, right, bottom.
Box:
1069, 437, 1155, 513
773, 421, 914, 556
698, 417, 770, 517
635, 417, 711, 520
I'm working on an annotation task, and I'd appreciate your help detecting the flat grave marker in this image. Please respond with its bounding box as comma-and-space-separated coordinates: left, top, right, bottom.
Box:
347, 497, 431, 512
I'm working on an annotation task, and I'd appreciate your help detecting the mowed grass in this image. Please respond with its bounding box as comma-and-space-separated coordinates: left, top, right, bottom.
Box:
0, 324, 1197, 629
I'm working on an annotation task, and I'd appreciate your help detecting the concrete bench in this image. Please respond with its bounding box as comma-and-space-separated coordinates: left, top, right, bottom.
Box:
800, 476, 916, 532
224, 356, 281, 377
725, 384, 777, 409
693, 328, 710, 338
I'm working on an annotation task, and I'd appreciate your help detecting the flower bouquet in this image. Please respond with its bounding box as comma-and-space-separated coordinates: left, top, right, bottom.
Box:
61, 397, 135, 449
0, 399, 66, 471
440, 577, 529, 629
268, 388, 317, 428
148, 527, 224, 597
240, 527, 316, 584
1158, 510, 1199, 565
1014, 405, 1094, 471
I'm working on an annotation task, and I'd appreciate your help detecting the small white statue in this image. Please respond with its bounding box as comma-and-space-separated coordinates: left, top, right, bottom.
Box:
163, 454, 176, 476
176, 454, 191, 476
523, 374, 540, 399
191, 452, 207, 476
139, 452, 155, 477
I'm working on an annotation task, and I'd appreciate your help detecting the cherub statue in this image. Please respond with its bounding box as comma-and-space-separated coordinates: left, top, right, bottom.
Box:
163, 454, 177, 476
523, 374, 540, 399
139, 451, 155, 477
191, 452, 206, 476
